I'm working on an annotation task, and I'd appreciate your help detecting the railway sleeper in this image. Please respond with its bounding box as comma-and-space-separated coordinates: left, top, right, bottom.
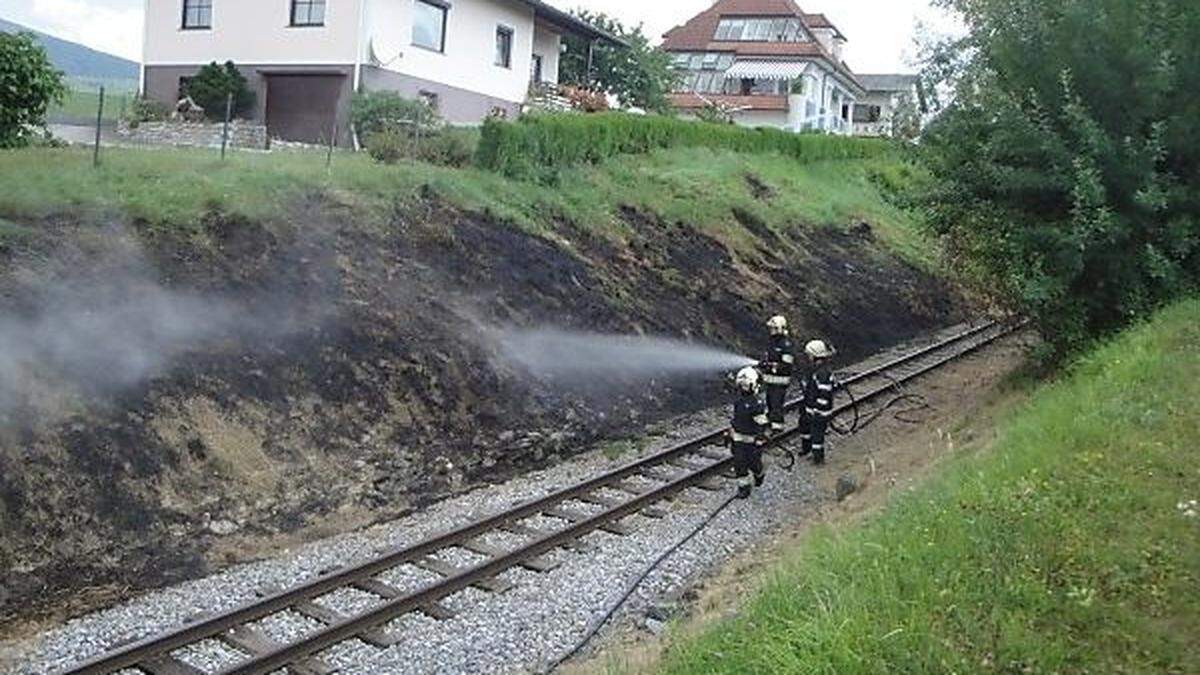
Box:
460, 539, 560, 573
412, 557, 515, 594
293, 601, 402, 647
220, 625, 339, 672
499, 522, 593, 553
138, 654, 205, 675
542, 507, 634, 536
667, 457, 711, 472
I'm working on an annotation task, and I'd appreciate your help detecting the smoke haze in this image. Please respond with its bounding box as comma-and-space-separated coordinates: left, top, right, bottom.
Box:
0, 245, 320, 419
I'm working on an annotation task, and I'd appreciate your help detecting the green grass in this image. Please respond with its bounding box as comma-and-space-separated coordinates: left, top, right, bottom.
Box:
47, 89, 131, 123
658, 299, 1200, 674
0, 145, 932, 268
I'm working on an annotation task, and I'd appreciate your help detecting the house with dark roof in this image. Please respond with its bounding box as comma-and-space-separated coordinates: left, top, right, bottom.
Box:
142, 0, 620, 144
661, 0, 865, 134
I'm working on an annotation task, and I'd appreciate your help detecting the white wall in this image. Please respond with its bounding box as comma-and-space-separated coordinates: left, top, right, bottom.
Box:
365, 0, 537, 104
733, 110, 788, 129
143, 0, 361, 65
532, 22, 561, 85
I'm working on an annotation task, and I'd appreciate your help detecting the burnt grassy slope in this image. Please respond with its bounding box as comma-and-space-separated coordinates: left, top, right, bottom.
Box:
0, 176, 963, 627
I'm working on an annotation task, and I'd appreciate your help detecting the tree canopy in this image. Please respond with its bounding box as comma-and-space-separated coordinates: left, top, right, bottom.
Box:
559, 12, 677, 113
0, 31, 66, 148
918, 0, 1200, 354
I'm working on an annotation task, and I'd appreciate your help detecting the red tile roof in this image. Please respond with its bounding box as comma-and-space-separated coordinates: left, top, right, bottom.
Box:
669, 93, 789, 111
661, 0, 862, 95
802, 13, 846, 40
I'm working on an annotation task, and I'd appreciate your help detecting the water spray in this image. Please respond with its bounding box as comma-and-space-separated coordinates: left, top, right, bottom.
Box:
489, 327, 757, 382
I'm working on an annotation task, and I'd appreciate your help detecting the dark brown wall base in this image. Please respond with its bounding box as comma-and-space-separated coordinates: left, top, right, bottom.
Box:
143, 64, 356, 146
360, 66, 522, 124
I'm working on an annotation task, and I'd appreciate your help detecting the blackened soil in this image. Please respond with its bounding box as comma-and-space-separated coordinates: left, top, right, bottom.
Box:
0, 195, 965, 632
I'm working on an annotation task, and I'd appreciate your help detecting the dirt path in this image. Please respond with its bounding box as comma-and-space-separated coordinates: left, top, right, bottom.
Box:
565, 330, 1035, 674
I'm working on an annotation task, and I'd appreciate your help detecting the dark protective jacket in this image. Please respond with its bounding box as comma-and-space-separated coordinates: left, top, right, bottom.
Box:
760, 335, 796, 386
731, 391, 770, 443
803, 367, 836, 420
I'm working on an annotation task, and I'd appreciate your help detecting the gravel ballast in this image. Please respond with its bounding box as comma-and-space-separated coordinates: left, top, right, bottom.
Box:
2, 323, 998, 675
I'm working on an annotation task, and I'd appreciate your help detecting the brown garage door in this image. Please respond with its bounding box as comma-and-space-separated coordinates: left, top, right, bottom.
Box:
265, 74, 344, 144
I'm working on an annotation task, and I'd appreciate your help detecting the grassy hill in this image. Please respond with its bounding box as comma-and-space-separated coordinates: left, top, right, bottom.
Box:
0, 18, 137, 89
658, 299, 1200, 673
0, 143, 966, 622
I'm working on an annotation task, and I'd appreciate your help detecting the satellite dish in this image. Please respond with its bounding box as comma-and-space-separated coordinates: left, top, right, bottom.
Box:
369, 35, 404, 68
366, 5, 405, 68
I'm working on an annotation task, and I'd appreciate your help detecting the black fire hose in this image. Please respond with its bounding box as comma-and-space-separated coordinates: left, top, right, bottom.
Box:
540, 493, 739, 673
830, 372, 932, 437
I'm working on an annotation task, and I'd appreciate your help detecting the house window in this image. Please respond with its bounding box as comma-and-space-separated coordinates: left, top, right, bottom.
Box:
853, 104, 881, 123
177, 76, 193, 100
413, 0, 447, 52
495, 26, 513, 68
531, 54, 544, 82
714, 17, 805, 43
181, 0, 212, 29
418, 90, 440, 111
290, 0, 325, 26
669, 52, 735, 94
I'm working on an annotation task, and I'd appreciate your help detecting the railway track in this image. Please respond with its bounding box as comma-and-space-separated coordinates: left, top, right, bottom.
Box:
64, 319, 1017, 675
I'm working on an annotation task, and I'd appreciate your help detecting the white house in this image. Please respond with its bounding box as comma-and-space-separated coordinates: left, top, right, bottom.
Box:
852, 74, 922, 137
141, 0, 619, 143
662, 0, 865, 135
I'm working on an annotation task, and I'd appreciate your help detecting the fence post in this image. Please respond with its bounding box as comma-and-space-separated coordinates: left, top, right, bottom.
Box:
326, 116, 337, 169
221, 92, 233, 160
93, 86, 105, 168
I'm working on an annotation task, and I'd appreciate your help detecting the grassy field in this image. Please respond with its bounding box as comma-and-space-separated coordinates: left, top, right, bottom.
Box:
656, 300, 1200, 673
0, 145, 932, 268
47, 89, 131, 124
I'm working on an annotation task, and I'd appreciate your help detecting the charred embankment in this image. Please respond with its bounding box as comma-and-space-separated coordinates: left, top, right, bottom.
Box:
0, 155, 963, 627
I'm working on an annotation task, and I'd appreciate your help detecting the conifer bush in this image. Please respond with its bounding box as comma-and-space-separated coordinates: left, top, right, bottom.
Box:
476, 112, 890, 182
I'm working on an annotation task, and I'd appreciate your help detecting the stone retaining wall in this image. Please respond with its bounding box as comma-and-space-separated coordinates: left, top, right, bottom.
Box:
116, 120, 269, 150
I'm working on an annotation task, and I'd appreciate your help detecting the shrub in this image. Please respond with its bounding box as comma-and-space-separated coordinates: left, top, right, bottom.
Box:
122, 97, 170, 129
477, 112, 891, 181
0, 32, 66, 148
364, 127, 477, 167
919, 0, 1200, 355
351, 90, 442, 138
415, 129, 476, 167
186, 61, 255, 121
559, 85, 609, 113
363, 129, 407, 164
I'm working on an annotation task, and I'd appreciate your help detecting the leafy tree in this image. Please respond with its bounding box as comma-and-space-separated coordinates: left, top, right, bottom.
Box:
0, 32, 66, 148
917, 0, 1200, 354
185, 61, 256, 120
559, 12, 677, 113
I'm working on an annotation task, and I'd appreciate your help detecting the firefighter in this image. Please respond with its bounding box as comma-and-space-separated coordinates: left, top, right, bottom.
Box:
729, 366, 769, 499
759, 315, 796, 435
800, 340, 837, 465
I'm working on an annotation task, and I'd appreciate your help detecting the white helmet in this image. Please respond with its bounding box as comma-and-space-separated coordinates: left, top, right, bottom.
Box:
805, 340, 835, 359
767, 315, 789, 336
735, 366, 760, 392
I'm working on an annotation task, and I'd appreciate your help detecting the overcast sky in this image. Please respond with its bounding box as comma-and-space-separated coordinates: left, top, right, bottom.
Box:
1, 0, 960, 73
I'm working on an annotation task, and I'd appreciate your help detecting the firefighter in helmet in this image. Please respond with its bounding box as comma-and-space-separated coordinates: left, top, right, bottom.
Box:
800, 340, 836, 465
729, 366, 769, 499
759, 315, 796, 435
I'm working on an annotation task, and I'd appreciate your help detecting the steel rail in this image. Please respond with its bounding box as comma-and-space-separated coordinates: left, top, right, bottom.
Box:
220, 319, 1016, 675
64, 319, 1013, 675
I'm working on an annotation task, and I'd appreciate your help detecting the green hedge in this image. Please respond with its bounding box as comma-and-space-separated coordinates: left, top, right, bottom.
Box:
476, 112, 892, 181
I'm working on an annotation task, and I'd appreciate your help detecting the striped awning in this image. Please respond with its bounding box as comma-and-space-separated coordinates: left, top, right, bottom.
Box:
724, 60, 810, 81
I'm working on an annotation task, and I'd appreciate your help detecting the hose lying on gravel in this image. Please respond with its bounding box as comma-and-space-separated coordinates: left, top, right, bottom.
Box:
831, 373, 932, 436
540, 493, 740, 673
541, 372, 934, 671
